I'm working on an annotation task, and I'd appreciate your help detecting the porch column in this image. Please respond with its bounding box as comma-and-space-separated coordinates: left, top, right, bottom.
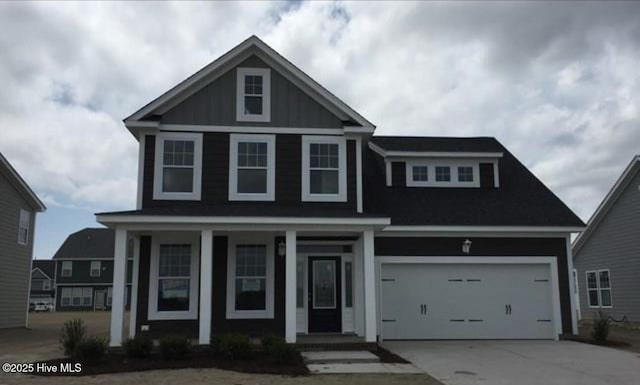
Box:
199, 230, 213, 344
110, 228, 127, 347
128, 236, 140, 338
285, 230, 297, 343
363, 229, 377, 342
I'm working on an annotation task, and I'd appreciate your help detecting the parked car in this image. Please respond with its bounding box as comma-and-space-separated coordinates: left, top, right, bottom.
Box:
28, 302, 36, 312
34, 302, 53, 312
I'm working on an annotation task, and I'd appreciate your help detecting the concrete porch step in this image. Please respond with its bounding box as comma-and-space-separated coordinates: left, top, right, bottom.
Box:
302, 350, 380, 364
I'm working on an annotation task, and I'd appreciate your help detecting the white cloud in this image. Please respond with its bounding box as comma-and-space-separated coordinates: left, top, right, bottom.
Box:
0, 1, 639, 223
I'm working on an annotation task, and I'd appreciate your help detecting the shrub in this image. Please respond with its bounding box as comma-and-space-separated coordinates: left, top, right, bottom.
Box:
260, 335, 284, 350
73, 337, 107, 364
213, 333, 252, 360
260, 335, 298, 365
159, 334, 191, 360
592, 310, 610, 343
123, 335, 154, 358
59, 319, 86, 357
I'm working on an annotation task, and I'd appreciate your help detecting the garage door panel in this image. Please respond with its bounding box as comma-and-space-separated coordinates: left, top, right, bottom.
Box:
380, 262, 556, 340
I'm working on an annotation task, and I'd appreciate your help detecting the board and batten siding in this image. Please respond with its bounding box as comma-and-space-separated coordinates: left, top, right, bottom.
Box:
162, 55, 343, 128
574, 169, 640, 321
0, 171, 36, 328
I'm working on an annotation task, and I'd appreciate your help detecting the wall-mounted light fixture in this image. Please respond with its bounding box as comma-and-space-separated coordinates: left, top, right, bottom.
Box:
462, 239, 472, 254
277, 240, 286, 257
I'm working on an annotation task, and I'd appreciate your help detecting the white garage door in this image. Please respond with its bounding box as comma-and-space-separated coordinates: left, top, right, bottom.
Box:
381, 263, 556, 340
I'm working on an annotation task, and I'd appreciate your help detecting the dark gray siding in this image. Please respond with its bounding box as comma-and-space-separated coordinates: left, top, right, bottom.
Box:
391, 162, 405, 187
574, 169, 640, 321
375, 237, 573, 335
142, 133, 357, 211
55, 260, 133, 285
0, 171, 36, 328
162, 55, 343, 128
134, 235, 285, 339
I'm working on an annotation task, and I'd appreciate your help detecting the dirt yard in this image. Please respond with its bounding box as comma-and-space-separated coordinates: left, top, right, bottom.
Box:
0, 311, 126, 363
0, 312, 442, 385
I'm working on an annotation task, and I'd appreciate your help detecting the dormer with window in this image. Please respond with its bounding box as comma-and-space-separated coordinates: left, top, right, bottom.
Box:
368, 138, 502, 189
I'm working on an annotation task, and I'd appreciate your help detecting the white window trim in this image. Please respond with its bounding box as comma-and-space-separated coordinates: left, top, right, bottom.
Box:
228, 134, 276, 201
42, 280, 50, 291
148, 233, 200, 320
226, 234, 275, 319
18, 209, 30, 245
61, 261, 73, 277
236, 67, 271, 122
153, 131, 203, 201
405, 159, 480, 188
301, 135, 347, 202
90, 261, 101, 277
586, 269, 613, 309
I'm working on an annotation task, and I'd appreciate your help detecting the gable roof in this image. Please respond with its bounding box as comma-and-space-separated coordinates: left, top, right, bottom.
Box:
52, 227, 129, 260
365, 136, 585, 228
572, 155, 640, 255
32, 260, 55, 279
0, 152, 46, 212
125, 35, 374, 134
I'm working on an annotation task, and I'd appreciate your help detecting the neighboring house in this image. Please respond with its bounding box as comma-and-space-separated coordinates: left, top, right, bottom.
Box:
30, 259, 56, 307
573, 156, 640, 322
97, 36, 584, 347
0, 153, 46, 328
53, 228, 132, 311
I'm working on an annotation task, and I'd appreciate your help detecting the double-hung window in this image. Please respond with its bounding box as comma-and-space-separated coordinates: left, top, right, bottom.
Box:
61, 287, 92, 307
229, 134, 275, 201
227, 236, 274, 319
18, 209, 30, 245
90, 261, 101, 277
148, 235, 199, 320
586, 270, 613, 308
153, 132, 203, 200
236, 68, 271, 122
302, 136, 347, 202
61, 261, 73, 277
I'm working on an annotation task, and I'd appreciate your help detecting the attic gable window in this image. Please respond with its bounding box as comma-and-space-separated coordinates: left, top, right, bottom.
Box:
236, 68, 271, 122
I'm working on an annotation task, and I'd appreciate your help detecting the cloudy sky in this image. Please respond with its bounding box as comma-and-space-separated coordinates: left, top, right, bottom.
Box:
1, 1, 639, 259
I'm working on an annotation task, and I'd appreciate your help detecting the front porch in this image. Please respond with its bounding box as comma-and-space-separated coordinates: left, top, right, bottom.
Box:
99, 217, 386, 347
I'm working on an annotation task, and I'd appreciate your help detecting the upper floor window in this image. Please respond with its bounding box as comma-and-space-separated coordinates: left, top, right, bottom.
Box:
301, 136, 347, 202
90, 261, 101, 277
18, 209, 30, 245
61, 261, 73, 277
228, 134, 275, 201
236, 68, 271, 122
153, 132, 203, 201
586, 270, 612, 308
406, 160, 479, 188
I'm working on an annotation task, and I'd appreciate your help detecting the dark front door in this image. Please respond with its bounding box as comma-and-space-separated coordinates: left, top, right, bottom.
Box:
308, 256, 341, 333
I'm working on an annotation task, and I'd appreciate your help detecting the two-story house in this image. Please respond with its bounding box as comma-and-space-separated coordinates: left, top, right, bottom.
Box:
97, 36, 585, 347
53, 228, 132, 311
30, 259, 56, 308
0, 152, 46, 328
572, 156, 640, 322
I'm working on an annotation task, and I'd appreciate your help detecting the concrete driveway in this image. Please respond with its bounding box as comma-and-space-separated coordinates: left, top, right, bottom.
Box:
383, 340, 640, 385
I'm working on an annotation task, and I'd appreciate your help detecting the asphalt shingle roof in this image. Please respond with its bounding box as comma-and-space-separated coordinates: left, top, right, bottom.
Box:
32, 260, 55, 279
52, 228, 128, 260
365, 136, 585, 227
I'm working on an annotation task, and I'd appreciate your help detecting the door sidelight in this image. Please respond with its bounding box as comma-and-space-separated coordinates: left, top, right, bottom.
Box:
420, 304, 428, 315
505, 304, 512, 315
